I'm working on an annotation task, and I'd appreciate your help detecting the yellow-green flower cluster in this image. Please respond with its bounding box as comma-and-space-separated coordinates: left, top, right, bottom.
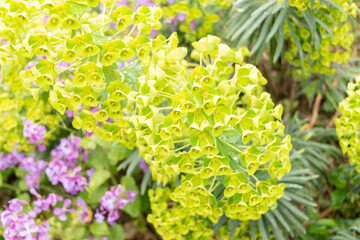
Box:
336, 76, 360, 172
159, 0, 231, 42
0, 0, 63, 152
12, 2, 162, 149
135, 35, 291, 223
284, 0, 357, 77
148, 188, 215, 240
278, 0, 310, 11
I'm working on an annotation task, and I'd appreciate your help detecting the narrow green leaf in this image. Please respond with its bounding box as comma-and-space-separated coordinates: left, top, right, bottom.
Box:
229, 220, 240, 240
285, 192, 317, 207
237, 6, 275, 46
280, 199, 309, 221
273, 23, 284, 62
322, 0, 346, 15
266, 7, 287, 42
316, 18, 334, 39
278, 205, 306, 233
264, 212, 286, 240
250, 220, 257, 240
213, 215, 227, 236
252, 15, 273, 54
272, 208, 294, 237
250, 0, 277, 18
287, 18, 304, 65
126, 149, 140, 176
258, 217, 270, 240
301, 11, 315, 37
140, 170, 151, 195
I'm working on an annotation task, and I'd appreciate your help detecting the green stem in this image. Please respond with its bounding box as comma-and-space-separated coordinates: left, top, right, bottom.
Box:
0, 183, 18, 191
209, 175, 217, 192
222, 140, 244, 154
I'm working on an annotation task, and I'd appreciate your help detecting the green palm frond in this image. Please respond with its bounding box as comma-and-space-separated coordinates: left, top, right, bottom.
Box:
225, 0, 357, 64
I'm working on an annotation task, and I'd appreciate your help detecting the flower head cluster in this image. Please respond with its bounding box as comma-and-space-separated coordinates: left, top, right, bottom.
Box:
45, 136, 90, 194
161, 0, 227, 42
30, 188, 63, 214
148, 188, 214, 240
0, 150, 46, 189
336, 77, 360, 172
19, 157, 47, 189
0, 150, 23, 171
95, 185, 137, 225
22, 118, 47, 151
133, 35, 290, 225
283, 0, 357, 78
0, 199, 50, 240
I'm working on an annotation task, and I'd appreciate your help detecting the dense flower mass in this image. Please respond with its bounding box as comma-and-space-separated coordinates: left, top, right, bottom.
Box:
336, 77, 360, 172
45, 136, 91, 194
0, 199, 50, 240
22, 118, 47, 150
96, 185, 137, 225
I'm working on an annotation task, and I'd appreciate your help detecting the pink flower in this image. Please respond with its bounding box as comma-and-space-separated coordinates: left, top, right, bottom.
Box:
53, 199, 74, 221
22, 117, 47, 151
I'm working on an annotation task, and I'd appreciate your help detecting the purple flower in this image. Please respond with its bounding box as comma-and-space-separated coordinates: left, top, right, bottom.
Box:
85, 131, 93, 137
95, 209, 105, 223
57, 61, 70, 69
86, 168, 95, 178
43, 16, 49, 24
0, 199, 50, 239
177, 13, 186, 22
66, 110, 74, 118
110, 22, 117, 29
76, 197, 90, 223
46, 193, 63, 207
135, 0, 155, 8
0, 150, 23, 171
19, 221, 39, 238
96, 185, 137, 225
7, 199, 27, 213
126, 190, 137, 202
118, 62, 126, 70
30, 189, 63, 214
190, 20, 196, 30
19, 157, 47, 189
1, 39, 8, 45
139, 159, 149, 173
22, 118, 46, 148
116, 0, 127, 7
25, 61, 38, 70
45, 135, 90, 194
53, 199, 74, 221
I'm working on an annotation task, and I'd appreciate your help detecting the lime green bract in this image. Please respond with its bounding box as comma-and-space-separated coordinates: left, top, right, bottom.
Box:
336, 77, 360, 172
